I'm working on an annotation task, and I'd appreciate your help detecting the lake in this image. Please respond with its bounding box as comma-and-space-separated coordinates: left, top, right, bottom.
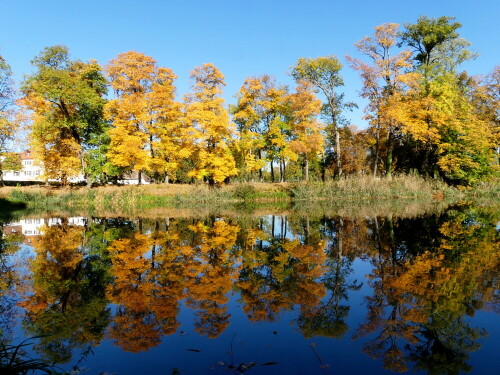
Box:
0, 202, 498, 374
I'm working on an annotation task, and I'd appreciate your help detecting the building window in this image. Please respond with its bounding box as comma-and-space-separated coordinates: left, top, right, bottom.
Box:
26, 171, 32, 176
14, 171, 19, 176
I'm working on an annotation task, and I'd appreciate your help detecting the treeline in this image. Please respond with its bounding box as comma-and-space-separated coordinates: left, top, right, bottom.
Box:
0, 16, 498, 186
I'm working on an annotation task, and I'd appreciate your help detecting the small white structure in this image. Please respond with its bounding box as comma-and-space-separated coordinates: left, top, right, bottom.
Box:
117, 171, 151, 185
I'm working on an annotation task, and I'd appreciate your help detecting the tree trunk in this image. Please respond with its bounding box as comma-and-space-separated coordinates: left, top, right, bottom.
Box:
279, 158, 283, 182
258, 149, 263, 181
373, 116, 381, 178
138, 170, 142, 185
305, 158, 309, 182
165, 172, 169, 185
335, 127, 342, 177
321, 153, 326, 182
385, 132, 394, 177
270, 160, 275, 182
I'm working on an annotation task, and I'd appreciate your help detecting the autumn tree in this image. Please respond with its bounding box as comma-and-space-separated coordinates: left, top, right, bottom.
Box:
394, 16, 497, 184
291, 56, 350, 178
288, 81, 324, 181
184, 64, 238, 185
233, 75, 292, 182
232, 77, 270, 181
346, 23, 414, 176
105, 51, 186, 184
20, 46, 107, 185
338, 125, 370, 175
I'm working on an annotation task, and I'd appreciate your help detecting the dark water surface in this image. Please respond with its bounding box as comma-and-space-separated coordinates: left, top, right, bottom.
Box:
0, 203, 498, 374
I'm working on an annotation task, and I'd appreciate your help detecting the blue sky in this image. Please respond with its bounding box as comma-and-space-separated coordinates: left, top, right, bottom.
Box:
1, 0, 498, 128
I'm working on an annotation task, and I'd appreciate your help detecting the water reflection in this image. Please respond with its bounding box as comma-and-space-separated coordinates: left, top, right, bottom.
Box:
0, 204, 498, 373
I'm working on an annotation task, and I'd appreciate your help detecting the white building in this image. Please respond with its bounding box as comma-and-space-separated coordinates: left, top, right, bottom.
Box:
2, 150, 44, 182
2, 150, 151, 185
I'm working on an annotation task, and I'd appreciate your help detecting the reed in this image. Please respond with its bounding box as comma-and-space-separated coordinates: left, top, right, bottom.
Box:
1, 175, 496, 215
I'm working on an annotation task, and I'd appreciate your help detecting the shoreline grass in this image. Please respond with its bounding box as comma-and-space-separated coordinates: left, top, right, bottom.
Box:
0, 175, 498, 217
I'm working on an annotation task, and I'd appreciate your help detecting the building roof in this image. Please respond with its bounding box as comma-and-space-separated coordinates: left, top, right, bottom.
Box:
20, 150, 34, 160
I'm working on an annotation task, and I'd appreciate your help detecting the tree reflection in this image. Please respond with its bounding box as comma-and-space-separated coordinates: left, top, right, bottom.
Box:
20, 219, 111, 363
0, 224, 23, 341
185, 219, 239, 338
4, 204, 497, 371
356, 205, 499, 373
297, 217, 365, 339
237, 215, 327, 324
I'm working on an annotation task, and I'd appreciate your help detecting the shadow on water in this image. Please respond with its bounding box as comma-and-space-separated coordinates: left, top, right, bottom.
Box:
0, 198, 26, 224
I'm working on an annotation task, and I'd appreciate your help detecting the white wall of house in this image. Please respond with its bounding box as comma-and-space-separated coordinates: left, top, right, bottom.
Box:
2, 158, 44, 182
2, 152, 86, 183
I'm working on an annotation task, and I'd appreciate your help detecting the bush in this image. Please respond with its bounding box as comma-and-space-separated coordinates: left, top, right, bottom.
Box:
233, 184, 257, 201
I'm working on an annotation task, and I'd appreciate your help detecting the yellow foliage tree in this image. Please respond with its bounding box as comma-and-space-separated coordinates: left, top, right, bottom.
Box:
288, 81, 324, 181
184, 64, 238, 185
105, 51, 186, 183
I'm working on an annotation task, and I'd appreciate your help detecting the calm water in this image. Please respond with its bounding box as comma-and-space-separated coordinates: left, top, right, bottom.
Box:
0, 203, 498, 374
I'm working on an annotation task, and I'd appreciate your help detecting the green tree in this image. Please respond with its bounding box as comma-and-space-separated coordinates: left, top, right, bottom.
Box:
400, 16, 474, 71
291, 56, 349, 178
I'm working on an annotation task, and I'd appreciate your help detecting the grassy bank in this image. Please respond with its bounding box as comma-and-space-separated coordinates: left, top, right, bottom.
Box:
0, 175, 498, 216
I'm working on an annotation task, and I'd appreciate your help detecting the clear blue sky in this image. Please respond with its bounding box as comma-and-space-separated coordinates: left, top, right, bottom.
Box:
1, 0, 498, 128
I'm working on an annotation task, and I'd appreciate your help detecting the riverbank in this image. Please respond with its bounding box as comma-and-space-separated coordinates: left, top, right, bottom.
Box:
0, 175, 498, 215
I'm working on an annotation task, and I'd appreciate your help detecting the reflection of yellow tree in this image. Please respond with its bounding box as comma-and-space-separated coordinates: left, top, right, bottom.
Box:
149, 224, 192, 336
19, 221, 110, 364
106, 233, 162, 352
185, 220, 239, 338
237, 217, 327, 323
